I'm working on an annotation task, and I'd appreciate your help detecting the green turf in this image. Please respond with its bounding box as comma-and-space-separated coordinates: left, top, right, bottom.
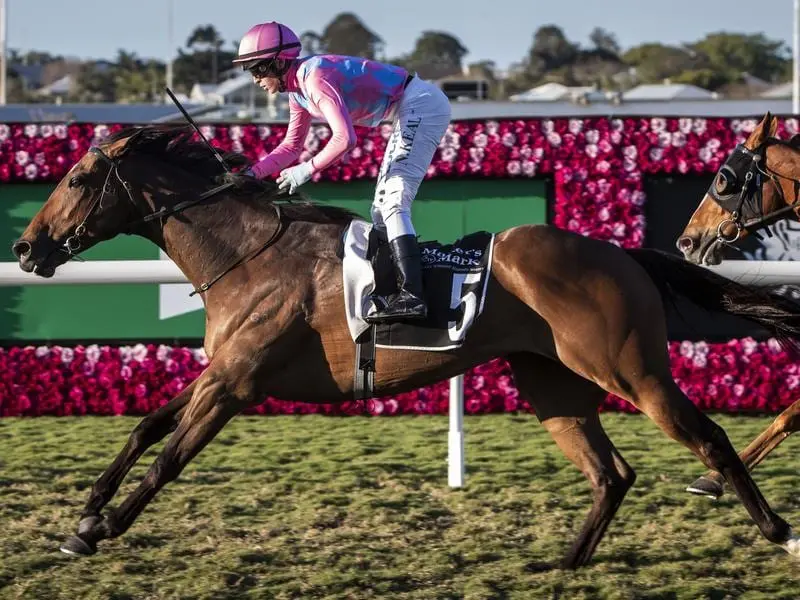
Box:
0, 413, 798, 599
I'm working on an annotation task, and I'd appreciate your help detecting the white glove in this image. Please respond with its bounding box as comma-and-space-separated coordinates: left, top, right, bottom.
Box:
277, 161, 314, 194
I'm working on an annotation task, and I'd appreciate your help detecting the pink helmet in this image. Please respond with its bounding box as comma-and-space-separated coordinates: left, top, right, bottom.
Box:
233, 22, 301, 69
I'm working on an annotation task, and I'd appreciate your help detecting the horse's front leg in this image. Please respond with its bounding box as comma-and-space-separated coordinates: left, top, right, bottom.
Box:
76, 380, 197, 535
60, 365, 251, 556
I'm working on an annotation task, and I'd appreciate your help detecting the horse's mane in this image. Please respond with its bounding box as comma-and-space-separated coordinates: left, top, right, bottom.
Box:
104, 124, 361, 226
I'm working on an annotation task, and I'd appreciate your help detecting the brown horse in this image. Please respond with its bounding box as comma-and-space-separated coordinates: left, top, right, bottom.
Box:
12, 124, 800, 568
678, 111, 800, 500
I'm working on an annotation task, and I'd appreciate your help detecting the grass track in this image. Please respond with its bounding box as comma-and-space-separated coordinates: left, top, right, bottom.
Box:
0, 413, 799, 599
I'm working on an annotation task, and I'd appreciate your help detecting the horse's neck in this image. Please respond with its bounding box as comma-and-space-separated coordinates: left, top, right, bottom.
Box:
156, 195, 281, 290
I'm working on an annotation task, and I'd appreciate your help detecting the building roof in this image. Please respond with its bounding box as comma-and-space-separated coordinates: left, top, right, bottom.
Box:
761, 82, 793, 99
622, 83, 717, 101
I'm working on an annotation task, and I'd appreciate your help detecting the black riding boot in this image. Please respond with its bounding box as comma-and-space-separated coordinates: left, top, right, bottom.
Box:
365, 234, 428, 323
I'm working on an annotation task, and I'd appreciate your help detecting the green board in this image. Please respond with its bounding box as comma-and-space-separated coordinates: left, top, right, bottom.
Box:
0, 179, 548, 342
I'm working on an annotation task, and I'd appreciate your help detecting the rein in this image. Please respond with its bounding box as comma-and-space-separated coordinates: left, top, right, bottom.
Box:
63, 145, 283, 297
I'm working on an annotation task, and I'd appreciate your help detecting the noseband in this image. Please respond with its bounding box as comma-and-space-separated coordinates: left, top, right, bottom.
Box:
62, 145, 283, 296
707, 141, 800, 245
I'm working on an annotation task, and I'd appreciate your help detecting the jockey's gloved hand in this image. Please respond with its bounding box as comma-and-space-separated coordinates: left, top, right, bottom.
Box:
277, 161, 313, 194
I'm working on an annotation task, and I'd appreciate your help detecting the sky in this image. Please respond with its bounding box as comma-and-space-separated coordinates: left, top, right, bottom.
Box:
4, 0, 798, 71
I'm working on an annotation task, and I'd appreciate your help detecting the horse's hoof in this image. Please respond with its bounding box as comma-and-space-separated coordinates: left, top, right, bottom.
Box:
59, 535, 96, 556
782, 530, 800, 558
686, 475, 723, 499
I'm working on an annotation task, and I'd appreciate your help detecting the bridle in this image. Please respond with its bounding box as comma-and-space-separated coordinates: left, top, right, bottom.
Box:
62, 145, 284, 296
707, 140, 800, 246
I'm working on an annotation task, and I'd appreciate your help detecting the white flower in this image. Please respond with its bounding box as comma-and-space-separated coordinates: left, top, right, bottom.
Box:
257, 125, 271, 138
15, 150, 29, 165
24, 164, 38, 180
541, 119, 554, 134
521, 160, 536, 176
440, 146, 457, 162
651, 118, 667, 133
85, 344, 101, 363
506, 160, 521, 175
596, 160, 611, 173
314, 125, 330, 140
156, 344, 171, 362
469, 147, 484, 162
692, 119, 707, 135
585, 129, 600, 145
679, 118, 693, 134
610, 131, 622, 145
631, 190, 646, 206
131, 343, 148, 362
706, 138, 721, 152
193, 348, 209, 366
24, 124, 38, 138
54, 124, 67, 139
547, 132, 561, 147
658, 132, 672, 148
61, 347, 75, 364
649, 147, 663, 162
94, 124, 109, 140
585, 144, 598, 158
613, 222, 626, 238
623, 145, 637, 159
698, 147, 712, 163
671, 132, 686, 147
229, 125, 243, 140
598, 206, 610, 221
610, 118, 624, 131
35, 346, 50, 358
200, 125, 215, 139
119, 346, 132, 363
569, 119, 583, 135
501, 132, 516, 147
472, 132, 488, 148
486, 120, 499, 135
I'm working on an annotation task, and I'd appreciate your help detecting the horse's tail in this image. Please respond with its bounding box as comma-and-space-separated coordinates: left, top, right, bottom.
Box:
626, 247, 800, 354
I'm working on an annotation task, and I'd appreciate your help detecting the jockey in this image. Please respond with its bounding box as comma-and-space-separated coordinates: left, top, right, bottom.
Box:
231, 21, 452, 324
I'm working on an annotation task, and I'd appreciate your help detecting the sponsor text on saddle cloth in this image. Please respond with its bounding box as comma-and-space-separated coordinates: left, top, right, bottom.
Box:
342, 219, 494, 350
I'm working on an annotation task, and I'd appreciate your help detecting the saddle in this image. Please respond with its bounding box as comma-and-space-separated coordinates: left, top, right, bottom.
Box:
339, 219, 496, 400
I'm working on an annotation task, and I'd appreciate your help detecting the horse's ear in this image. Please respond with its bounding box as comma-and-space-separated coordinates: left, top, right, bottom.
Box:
746, 112, 777, 149
789, 133, 800, 148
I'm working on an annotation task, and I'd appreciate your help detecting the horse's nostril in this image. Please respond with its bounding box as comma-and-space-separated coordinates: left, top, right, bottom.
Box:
676, 237, 694, 252
11, 240, 31, 259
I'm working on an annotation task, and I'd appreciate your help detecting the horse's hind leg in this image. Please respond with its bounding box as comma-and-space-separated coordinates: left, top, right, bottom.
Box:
74, 380, 196, 534
686, 398, 800, 500
508, 353, 636, 569
554, 322, 800, 557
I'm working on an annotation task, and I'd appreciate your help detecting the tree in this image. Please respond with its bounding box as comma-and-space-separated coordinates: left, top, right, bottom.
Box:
300, 31, 324, 56
186, 25, 224, 83
526, 25, 579, 79
589, 27, 620, 57
688, 32, 790, 84
622, 43, 700, 83
398, 31, 468, 80
317, 13, 384, 59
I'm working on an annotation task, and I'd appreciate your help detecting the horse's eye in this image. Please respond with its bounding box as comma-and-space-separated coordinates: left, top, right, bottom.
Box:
69, 175, 84, 189
715, 170, 733, 194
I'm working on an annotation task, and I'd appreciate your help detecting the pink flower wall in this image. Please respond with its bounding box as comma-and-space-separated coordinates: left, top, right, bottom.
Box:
2, 115, 798, 416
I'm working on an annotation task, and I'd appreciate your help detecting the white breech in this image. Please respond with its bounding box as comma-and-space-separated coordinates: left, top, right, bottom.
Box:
370, 76, 452, 242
